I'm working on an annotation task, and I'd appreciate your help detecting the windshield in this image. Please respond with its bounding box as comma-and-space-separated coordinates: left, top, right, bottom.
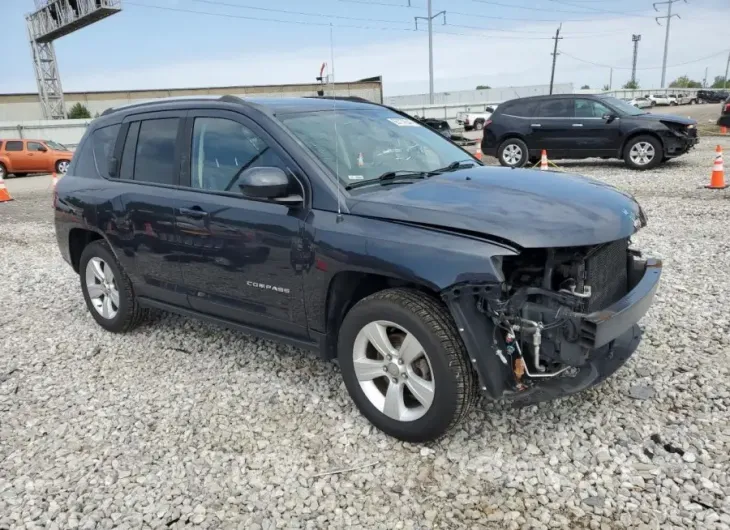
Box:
599, 96, 647, 116
45, 140, 68, 150
278, 108, 475, 188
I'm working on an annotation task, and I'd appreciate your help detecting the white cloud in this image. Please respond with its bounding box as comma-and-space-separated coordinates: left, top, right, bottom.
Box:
16, 7, 730, 95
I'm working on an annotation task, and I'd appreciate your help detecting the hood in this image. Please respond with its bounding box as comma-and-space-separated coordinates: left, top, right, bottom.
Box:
632, 113, 696, 125
348, 167, 645, 249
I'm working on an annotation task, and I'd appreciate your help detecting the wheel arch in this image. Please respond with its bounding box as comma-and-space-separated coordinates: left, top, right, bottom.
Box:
619, 130, 664, 158
68, 227, 107, 273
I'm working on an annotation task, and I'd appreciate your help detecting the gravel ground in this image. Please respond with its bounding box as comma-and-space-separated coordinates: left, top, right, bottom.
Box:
1, 141, 729, 529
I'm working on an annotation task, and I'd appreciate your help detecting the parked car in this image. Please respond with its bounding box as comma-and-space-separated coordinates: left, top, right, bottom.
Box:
456, 105, 497, 130
409, 114, 452, 139
645, 94, 673, 106
671, 93, 698, 105
628, 97, 652, 109
697, 89, 729, 104
481, 94, 698, 170
54, 95, 662, 442
718, 96, 730, 128
0, 138, 73, 179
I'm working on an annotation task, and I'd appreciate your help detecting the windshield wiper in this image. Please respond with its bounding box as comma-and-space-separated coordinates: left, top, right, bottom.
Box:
345, 170, 427, 190
428, 159, 477, 175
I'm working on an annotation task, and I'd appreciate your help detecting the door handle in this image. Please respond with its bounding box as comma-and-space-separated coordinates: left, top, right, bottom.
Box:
572, 123, 583, 127
179, 207, 208, 219
530, 123, 541, 127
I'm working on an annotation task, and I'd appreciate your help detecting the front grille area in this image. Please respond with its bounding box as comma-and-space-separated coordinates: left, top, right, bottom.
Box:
585, 238, 629, 312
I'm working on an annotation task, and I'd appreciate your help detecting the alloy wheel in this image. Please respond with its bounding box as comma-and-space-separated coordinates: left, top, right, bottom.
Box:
57, 160, 70, 174
85, 257, 119, 319
629, 142, 655, 166
502, 144, 522, 166
352, 320, 435, 422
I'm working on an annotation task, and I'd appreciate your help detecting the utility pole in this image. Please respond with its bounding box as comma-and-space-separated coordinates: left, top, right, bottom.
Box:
631, 34, 641, 85
414, 1, 445, 104
725, 51, 730, 88
549, 24, 562, 95
609, 68, 613, 90
703, 66, 708, 88
654, 0, 686, 88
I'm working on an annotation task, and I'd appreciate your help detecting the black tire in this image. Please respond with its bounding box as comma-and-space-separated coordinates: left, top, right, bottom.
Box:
474, 119, 484, 131
651, 101, 656, 107
623, 135, 663, 170
55, 160, 70, 174
0, 163, 7, 180
497, 138, 529, 168
79, 240, 148, 333
337, 288, 475, 443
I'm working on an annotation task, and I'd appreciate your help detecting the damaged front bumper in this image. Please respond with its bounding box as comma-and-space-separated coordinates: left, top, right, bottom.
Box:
442, 256, 662, 403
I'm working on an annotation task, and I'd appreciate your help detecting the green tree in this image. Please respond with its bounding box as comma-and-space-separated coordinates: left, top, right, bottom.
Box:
669, 75, 702, 88
580, 84, 590, 89
68, 102, 91, 119
602, 84, 610, 91
476, 85, 491, 90
622, 80, 639, 89
711, 75, 728, 89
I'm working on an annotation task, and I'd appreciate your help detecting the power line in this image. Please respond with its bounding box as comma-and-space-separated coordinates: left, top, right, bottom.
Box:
547, 0, 652, 16
654, 0, 686, 87
193, 0, 411, 25
560, 48, 730, 70
471, 0, 649, 16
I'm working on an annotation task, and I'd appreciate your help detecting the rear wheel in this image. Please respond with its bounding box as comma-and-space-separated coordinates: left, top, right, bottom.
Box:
624, 135, 662, 170
79, 240, 148, 333
474, 119, 485, 131
497, 138, 529, 167
337, 288, 475, 443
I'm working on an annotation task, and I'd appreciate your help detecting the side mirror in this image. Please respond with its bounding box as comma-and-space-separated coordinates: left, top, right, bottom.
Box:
108, 156, 118, 178
38, 146, 48, 152
602, 113, 617, 122
238, 166, 301, 204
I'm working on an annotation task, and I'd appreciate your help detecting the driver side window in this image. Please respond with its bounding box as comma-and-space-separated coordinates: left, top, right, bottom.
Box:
190, 117, 287, 192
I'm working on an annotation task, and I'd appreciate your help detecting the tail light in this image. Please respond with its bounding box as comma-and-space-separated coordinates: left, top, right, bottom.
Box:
464, 118, 470, 125
725, 103, 730, 113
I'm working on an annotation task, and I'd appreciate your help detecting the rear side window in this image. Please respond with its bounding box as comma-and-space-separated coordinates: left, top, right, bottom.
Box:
536, 99, 574, 118
131, 118, 180, 185
5, 141, 23, 151
503, 100, 539, 117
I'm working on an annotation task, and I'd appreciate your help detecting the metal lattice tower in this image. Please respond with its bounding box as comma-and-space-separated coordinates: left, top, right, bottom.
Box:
631, 34, 641, 85
25, 0, 122, 119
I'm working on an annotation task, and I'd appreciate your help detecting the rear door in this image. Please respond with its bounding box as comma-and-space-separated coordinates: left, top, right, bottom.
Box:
4, 141, 28, 171
571, 99, 621, 156
530, 98, 575, 157
106, 112, 189, 307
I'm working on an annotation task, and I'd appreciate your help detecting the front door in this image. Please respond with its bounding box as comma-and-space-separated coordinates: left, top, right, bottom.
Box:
172, 110, 309, 338
26, 141, 49, 172
571, 99, 621, 156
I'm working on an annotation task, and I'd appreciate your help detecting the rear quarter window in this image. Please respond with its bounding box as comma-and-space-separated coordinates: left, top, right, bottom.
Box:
72, 123, 121, 178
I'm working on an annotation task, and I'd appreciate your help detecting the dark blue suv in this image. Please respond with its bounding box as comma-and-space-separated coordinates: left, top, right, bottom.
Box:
54, 95, 661, 442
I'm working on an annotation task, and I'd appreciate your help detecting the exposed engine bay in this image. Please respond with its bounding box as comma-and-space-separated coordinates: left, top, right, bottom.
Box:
478, 237, 634, 387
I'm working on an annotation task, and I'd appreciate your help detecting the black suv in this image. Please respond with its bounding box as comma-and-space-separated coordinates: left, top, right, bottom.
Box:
698, 89, 729, 104
54, 96, 662, 442
482, 94, 698, 170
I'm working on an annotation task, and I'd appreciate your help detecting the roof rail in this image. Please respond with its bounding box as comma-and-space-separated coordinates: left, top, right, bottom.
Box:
100, 95, 242, 117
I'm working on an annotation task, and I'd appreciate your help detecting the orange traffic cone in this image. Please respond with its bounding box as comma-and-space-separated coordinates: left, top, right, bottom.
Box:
706, 145, 728, 189
475, 141, 483, 161
540, 149, 548, 170
51, 172, 58, 189
721, 126, 728, 135
0, 173, 13, 202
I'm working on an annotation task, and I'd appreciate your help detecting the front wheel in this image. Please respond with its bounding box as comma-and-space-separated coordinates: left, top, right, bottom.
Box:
55, 160, 70, 174
474, 120, 484, 131
337, 289, 475, 443
624, 135, 662, 170
497, 138, 529, 167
